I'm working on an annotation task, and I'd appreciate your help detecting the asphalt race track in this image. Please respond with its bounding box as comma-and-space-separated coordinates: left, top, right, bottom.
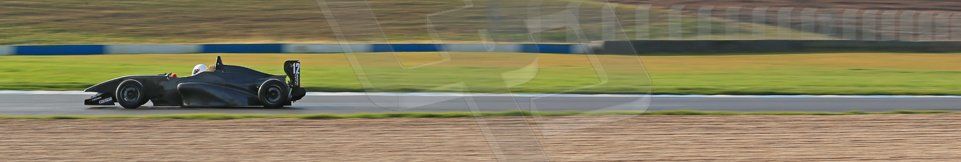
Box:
1, 91, 960, 115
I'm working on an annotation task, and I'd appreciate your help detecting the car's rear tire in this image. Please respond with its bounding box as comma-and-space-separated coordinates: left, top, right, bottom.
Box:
258, 80, 289, 108
115, 79, 148, 109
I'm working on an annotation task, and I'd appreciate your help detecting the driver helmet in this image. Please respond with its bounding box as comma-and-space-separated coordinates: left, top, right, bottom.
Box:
192, 64, 208, 76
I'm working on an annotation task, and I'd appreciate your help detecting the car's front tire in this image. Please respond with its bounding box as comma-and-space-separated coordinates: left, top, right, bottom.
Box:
258, 80, 289, 108
115, 79, 148, 109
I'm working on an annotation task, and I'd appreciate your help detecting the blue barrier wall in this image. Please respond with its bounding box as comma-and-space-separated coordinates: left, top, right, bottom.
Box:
5, 41, 959, 55
597, 40, 961, 54
201, 44, 285, 53
1, 43, 584, 55
521, 44, 573, 54
371, 44, 444, 52
15, 45, 106, 55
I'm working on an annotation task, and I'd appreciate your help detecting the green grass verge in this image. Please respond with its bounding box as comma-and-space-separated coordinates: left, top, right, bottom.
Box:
3, 53, 961, 95
1, 110, 952, 120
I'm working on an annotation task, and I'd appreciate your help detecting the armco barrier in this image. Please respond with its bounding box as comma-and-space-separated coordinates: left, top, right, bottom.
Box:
0, 43, 584, 55
596, 40, 961, 54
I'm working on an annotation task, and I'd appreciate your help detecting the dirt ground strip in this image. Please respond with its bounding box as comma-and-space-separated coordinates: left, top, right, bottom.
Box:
606, 0, 961, 11
1, 114, 961, 161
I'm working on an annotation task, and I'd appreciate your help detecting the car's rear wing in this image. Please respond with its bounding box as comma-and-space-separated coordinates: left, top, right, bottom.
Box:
284, 60, 301, 88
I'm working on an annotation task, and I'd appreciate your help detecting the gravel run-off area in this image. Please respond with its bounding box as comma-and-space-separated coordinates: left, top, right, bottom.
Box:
2, 114, 961, 161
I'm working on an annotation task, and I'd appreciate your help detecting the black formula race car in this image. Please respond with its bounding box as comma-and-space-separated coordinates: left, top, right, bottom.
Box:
84, 56, 306, 109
